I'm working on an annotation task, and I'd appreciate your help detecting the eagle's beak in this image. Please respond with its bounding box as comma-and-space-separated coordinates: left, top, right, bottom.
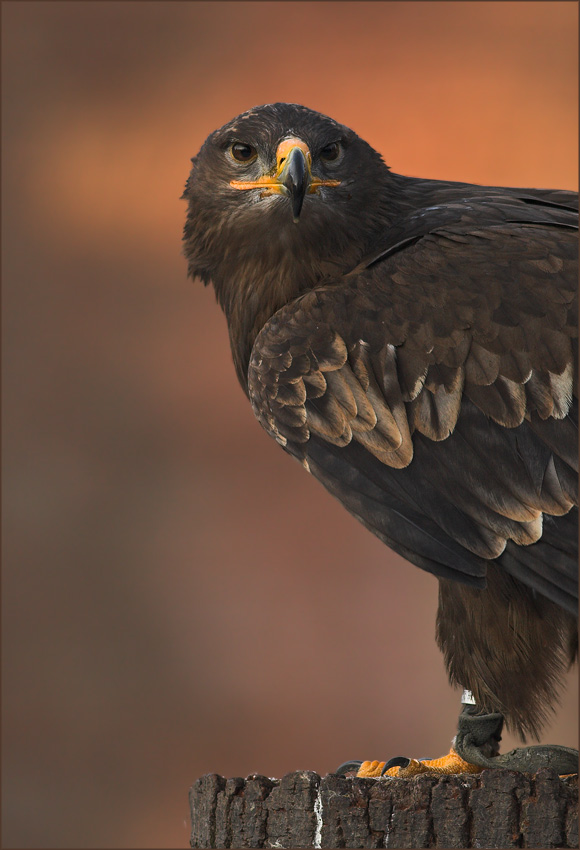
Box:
229, 137, 340, 223
277, 143, 309, 222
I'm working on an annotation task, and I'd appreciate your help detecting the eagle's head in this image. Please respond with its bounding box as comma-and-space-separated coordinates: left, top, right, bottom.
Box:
182, 103, 396, 291
182, 103, 401, 386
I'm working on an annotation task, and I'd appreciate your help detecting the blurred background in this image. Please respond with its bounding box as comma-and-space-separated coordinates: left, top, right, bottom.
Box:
2, 1, 577, 847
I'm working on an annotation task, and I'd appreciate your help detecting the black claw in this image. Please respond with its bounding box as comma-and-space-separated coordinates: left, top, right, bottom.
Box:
335, 755, 414, 777
334, 760, 363, 776
380, 756, 411, 776
334, 761, 362, 776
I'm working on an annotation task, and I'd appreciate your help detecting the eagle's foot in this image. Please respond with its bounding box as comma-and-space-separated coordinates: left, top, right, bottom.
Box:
339, 748, 482, 778
335, 750, 482, 778
357, 747, 483, 779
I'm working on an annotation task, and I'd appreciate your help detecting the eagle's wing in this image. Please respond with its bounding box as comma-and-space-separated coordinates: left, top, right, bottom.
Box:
248, 210, 578, 612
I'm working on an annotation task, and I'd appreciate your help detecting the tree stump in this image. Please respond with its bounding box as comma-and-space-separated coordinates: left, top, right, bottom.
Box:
190, 769, 578, 849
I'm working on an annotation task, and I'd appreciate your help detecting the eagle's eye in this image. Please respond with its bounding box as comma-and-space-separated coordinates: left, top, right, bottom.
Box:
320, 142, 342, 162
231, 142, 257, 163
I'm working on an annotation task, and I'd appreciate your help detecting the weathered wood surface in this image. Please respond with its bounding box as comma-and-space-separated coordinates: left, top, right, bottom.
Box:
190, 769, 578, 849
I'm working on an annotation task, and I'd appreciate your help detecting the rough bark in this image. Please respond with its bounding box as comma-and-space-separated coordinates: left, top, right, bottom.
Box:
190, 769, 578, 849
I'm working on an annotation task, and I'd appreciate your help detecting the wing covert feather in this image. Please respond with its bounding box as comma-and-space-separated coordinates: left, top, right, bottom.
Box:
248, 221, 577, 610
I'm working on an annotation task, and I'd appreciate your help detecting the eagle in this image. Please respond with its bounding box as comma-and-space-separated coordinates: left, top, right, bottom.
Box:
182, 103, 578, 777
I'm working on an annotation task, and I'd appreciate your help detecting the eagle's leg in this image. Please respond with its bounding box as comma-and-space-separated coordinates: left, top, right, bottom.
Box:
338, 567, 579, 779
437, 568, 578, 774
453, 688, 504, 761
341, 691, 490, 779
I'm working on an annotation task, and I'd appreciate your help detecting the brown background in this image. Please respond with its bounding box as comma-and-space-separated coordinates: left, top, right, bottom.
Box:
2, 2, 578, 847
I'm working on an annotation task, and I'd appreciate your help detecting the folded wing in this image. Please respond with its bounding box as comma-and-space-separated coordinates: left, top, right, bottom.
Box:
248, 212, 578, 612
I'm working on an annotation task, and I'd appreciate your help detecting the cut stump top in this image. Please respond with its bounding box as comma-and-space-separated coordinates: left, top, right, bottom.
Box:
190, 768, 578, 849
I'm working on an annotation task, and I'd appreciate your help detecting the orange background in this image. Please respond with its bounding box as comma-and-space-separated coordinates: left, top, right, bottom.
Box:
3, 2, 577, 847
